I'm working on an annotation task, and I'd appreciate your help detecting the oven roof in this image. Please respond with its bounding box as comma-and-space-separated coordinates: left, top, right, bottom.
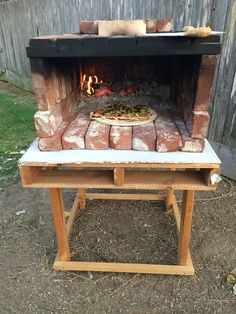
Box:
27, 33, 221, 58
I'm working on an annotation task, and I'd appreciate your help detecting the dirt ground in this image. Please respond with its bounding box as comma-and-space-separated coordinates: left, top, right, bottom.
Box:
0, 179, 235, 314
0, 81, 35, 102
0, 81, 235, 313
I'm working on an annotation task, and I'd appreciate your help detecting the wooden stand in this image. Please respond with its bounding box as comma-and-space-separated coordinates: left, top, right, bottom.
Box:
19, 141, 221, 276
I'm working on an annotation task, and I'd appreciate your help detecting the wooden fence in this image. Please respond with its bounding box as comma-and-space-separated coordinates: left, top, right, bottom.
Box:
0, 0, 235, 179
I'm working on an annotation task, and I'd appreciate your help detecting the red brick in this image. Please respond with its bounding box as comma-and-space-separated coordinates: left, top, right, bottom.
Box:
80, 21, 98, 34
85, 121, 110, 150
174, 118, 205, 152
185, 110, 210, 139
146, 19, 156, 33
156, 19, 173, 32
60, 91, 78, 121
200, 55, 218, 71
194, 56, 217, 111
132, 123, 156, 151
194, 70, 215, 111
34, 104, 62, 138
110, 126, 132, 150
154, 111, 182, 152
31, 72, 56, 111
38, 121, 69, 151
62, 113, 90, 149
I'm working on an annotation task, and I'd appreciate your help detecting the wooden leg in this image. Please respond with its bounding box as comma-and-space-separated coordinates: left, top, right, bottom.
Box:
49, 188, 71, 261
78, 188, 86, 210
166, 187, 174, 213
177, 190, 195, 266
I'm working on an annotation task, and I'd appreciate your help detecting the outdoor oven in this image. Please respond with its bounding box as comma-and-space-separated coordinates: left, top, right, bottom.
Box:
20, 20, 222, 275
27, 21, 221, 153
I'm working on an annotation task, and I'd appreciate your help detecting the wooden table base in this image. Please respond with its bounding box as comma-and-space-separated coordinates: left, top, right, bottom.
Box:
50, 189, 195, 276
19, 141, 221, 276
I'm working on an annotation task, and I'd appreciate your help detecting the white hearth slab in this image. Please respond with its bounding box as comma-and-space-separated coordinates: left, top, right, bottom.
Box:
19, 139, 221, 166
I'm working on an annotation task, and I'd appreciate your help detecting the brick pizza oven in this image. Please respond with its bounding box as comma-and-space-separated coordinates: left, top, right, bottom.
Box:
27, 20, 221, 152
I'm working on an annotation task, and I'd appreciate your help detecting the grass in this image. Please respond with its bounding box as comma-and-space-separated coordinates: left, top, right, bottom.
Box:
0, 90, 36, 189
0, 90, 36, 153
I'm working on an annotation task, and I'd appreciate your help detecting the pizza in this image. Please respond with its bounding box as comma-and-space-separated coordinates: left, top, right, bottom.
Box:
90, 103, 154, 122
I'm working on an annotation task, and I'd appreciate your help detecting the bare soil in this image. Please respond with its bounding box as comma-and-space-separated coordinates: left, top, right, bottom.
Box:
0, 178, 235, 314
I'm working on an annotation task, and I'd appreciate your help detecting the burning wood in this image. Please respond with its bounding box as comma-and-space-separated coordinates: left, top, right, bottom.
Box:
81, 74, 103, 95
119, 86, 138, 96
94, 87, 114, 97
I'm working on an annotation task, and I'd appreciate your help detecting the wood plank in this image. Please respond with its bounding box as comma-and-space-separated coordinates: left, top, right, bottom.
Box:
20, 162, 221, 169
53, 260, 194, 275
49, 188, 71, 261
85, 193, 165, 201
21, 169, 217, 191
114, 167, 124, 186
166, 188, 174, 212
177, 190, 195, 266
26, 43, 221, 58
19, 166, 40, 185
201, 168, 220, 186
172, 194, 193, 267
209, 0, 236, 145
66, 193, 80, 239
78, 188, 86, 210
124, 170, 214, 190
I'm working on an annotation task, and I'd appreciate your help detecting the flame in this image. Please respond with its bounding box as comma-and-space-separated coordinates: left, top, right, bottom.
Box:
82, 74, 103, 95
87, 76, 94, 95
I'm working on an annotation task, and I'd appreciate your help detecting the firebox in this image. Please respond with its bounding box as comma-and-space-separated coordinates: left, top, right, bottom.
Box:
27, 29, 221, 152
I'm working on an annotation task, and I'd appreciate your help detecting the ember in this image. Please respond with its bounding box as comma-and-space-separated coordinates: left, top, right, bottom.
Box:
94, 87, 114, 97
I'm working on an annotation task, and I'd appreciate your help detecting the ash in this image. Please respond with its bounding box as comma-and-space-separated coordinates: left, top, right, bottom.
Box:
78, 80, 175, 112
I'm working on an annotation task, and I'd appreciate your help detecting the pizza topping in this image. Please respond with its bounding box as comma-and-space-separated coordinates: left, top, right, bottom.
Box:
90, 103, 154, 122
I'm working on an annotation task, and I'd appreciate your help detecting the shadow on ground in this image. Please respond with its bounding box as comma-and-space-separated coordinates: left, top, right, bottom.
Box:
0, 177, 235, 314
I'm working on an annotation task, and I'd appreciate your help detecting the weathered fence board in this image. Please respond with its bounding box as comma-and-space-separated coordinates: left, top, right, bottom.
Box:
0, 0, 235, 178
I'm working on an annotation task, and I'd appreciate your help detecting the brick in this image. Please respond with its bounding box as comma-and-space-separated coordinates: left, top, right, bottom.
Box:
60, 91, 78, 121
185, 110, 210, 139
80, 21, 98, 34
85, 121, 110, 150
194, 55, 217, 111
30, 59, 57, 111
156, 19, 173, 32
34, 104, 62, 138
132, 123, 156, 151
194, 71, 215, 110
154, 111, 182, 152
200, 55, 218, 71
175, 118, 205, 152
110, 126, 132, 150
62, 113, 90, 149
146, 19, 156, 33
98, 20, 146, 36
38, 121, 69, 151
32, 72, 56, 111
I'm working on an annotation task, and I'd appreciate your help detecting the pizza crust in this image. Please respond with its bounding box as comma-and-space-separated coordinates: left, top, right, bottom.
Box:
91, 108, 157, 126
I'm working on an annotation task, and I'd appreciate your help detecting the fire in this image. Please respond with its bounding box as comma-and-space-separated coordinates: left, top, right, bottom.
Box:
82, 74, 103, 95
87, 76, 94, 95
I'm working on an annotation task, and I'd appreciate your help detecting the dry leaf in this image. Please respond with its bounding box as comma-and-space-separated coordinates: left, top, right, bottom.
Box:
226, 274, 236, 284
64, 211, 70, 218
